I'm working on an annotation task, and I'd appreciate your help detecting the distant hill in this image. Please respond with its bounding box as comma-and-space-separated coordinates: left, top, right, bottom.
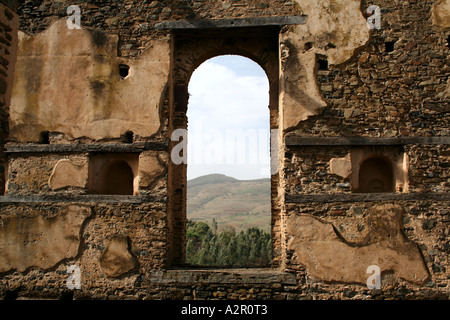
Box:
187, 173, 239, 187
187, 174, 271, 232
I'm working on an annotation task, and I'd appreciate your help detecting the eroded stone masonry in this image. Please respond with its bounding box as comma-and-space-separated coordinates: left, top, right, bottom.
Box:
0, 0, 448, 300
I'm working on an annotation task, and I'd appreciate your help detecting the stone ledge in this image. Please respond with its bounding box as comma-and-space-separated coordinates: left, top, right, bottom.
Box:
5, 142, 168, 154
285, 136, 450, 147
285, 192, 450, 203
148, 269, 297, 285
0, 194, 167, 204
155, 16, 307, 30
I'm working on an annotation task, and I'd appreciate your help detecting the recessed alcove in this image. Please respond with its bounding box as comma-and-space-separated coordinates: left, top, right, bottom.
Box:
358, 156, 394, 193
351, 146, 409, 193
88, 153, 139, 195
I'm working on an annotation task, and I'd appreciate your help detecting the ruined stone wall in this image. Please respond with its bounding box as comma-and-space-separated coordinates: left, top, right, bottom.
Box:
0, 0, 448, 300
288, 0, 449, 137
0, 0, 18, 196
280, 0, 449, 299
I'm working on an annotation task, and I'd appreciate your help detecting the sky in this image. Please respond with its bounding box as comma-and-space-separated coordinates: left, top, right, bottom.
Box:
186, 55, 271, 181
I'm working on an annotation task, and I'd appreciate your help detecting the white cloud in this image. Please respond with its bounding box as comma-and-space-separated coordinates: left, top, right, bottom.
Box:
186, 55, 271, 180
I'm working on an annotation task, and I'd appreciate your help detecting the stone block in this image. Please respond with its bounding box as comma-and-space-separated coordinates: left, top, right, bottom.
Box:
138, 151, 166, 189
99, 235, 136, 278
329, 156, 351, 179
432, 0, 450, 28
0, 205, 92, 273
49, 159, 88, 190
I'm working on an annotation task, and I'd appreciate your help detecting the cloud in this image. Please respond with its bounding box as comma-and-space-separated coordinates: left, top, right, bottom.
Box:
187, 56, 270, 180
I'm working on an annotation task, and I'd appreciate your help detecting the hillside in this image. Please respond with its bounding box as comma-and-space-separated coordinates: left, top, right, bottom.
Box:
187, 174, 271, 232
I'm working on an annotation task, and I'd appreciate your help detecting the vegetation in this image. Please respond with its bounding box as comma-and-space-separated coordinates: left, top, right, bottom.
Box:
186, 219, 272, 267
187, 174, 271, 233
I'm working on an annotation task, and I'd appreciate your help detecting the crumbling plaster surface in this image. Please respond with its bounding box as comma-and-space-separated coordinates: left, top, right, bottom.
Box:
49, 159, 88, 191
432, 0, 450, 100
9, 19, 170, 142
0, 205, 91, 273
280, 0, 370, 130
99, 235, 136, 278
287, 204, 429, 285
138, 151, 167, 190
432, 0, 450, 28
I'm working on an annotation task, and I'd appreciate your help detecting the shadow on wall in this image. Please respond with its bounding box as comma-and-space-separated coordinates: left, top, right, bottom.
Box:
88, 153, 138, 195
358, 156, 394, 193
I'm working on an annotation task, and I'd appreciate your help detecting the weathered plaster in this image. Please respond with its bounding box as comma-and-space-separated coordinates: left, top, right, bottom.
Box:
0, 205, 91, 273
99, 235, 136, 278
49, 159, 88, 190
0, 3, 18, 115
432, 0, 450, 28
280, 0, 370, 130
287, 204, 429, 285
138, 151, 167, 189
9, 20, 170, 142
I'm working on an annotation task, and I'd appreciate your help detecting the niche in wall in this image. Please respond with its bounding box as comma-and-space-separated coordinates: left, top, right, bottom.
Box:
88, 153, 139, 195
351, 146, 409, 193
358, 156, 394, 193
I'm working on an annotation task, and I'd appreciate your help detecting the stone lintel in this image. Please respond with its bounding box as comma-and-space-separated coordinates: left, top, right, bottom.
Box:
285, 136, 450, 147
285, 192, 450, 203
0, 194, 167, 204
5, 142, 168, 154
155, 15, 307, 30
148, 269, 297, 285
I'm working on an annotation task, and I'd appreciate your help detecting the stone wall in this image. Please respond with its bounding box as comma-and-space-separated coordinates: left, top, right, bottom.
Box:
0, 0, 18, 196
0, 0, 448, 300
278, 0, 449, 299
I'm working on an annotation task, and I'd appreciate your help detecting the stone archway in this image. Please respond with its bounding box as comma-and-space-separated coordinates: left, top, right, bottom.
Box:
167, 26, 281, 266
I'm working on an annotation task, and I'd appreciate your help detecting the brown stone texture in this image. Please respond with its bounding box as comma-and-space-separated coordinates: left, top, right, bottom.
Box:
280, 0, 370, 129
0, 2, 19, 196
9, 20, 169, 142
138, 151, 167, 189
329, 156, 352, 179
287, 204, 429, 285
49, 159, 88, 191
6, 154, 89, 195
0, 0, 448, 300
432, 0, 450, 28
99, 235, 136, 278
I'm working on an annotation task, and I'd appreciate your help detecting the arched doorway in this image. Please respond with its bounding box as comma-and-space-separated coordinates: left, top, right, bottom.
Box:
168, 27, 281, 267
185, 55, 271, 267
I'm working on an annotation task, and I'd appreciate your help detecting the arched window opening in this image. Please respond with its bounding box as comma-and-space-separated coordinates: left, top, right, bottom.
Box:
358, 157, 394, 193
185, 54, 271, 268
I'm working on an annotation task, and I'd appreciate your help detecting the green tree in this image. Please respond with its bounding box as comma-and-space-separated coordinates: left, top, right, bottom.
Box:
185, 220, 272, 267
